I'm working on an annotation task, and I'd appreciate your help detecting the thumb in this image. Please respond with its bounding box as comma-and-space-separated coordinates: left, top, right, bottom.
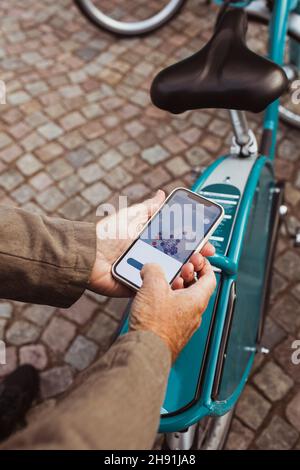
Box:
140, 263, 169, 290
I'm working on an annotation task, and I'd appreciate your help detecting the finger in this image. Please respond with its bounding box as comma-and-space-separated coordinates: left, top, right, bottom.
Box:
189, 252, 205, 272
199, 242, 215, 257
144, 190, 166, 217
171, 276, 184, 290
180, 262, 195, 284
140, 263, 169, 290
176, 259, 216, 311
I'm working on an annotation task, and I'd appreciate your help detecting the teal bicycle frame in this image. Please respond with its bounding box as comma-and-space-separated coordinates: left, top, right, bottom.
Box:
119, 0, 299, 436
158, 0, 298, 433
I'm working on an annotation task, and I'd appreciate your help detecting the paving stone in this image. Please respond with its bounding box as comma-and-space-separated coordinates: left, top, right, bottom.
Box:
16, 153, 42, 176
270, 294, 300, 334
22, 131, 45, 152
30, 171, 53, 191
19, 344, 48, 370
8, 91, 31, 105
261, 316, 287, 350
40, 366, 73, 399
292, 283, 300, 302
165, 156, 190, 177
185, 146, 211, 166
256, 415, 299, 450
0, 302, 13, 319
59, 130, 85, 150
0, 169, 24, 191
46, 158, 73, 181
105, 166, 133, 189
67, 147, 93, 168
0, 347, 17, 378
38, 122, 63, 140
163, 135, 187, 154
12, 184, 35, 204
225, 419, 255, 450
236, 385, 271, 430
87, 312, 120, 352
123, 183, 150, 202
59, 111, 86, 131
0, 144, 23, 163
98, 149, 123, 170
6, 320, 40, 346
142, 145, 169, 165
275, 250, 300, 282
118, 140, 140, 157
61, 294, 98, 325
286, 391, 300, 432
269, 271, 288, 301
60, 85, 82, 99
35, 142, 63, 162
82, 181, 111, 206
78, 163, 104, 183
23, 305, 56, 327
253, 361, 293, 401
65, 335, 98, 371
58, 173, 84, 197
104, 297, 130, 323
58, 196, 90, 219
81, 120, 105, 140
143, 167, 171, 189
36, 186, 65, 212
42, 317, 76, 353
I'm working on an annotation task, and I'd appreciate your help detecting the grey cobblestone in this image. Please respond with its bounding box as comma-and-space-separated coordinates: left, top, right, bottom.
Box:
253, 361, 294, 401
236, 385, 271, 430
142, 145, 169, 165
0, 302, 13, 319
65, 335, 98, 371
6, 320, 40, 346
40, 366, 73, 399
256, 415, 299, 450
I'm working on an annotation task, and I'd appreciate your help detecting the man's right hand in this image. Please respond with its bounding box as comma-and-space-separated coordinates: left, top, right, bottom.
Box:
129, 257, 216, 362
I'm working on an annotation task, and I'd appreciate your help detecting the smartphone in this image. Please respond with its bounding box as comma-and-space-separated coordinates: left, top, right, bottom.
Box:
112, 187, 224, 291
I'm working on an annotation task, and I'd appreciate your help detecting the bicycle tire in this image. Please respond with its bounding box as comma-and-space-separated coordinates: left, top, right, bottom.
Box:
74, 0, 186, 37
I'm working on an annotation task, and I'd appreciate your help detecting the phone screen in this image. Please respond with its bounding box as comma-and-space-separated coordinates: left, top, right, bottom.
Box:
114, 188, 223, 289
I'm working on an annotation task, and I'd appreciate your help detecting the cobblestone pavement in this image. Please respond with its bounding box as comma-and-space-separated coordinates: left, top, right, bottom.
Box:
0, 0, 299, 450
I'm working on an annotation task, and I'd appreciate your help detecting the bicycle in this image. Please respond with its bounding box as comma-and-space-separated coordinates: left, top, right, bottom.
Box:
74, 0, 300, 130
117, 0, 300, 449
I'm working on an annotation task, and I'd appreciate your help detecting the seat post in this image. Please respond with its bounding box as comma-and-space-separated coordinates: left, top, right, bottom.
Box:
229, 110, 258, 157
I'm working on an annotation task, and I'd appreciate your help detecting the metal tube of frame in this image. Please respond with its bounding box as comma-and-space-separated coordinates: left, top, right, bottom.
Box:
229, 110, 250, 146
262, 0, 294, 160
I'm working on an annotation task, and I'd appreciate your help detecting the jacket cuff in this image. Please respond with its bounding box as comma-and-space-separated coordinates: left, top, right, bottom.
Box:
64, 220, 97, 307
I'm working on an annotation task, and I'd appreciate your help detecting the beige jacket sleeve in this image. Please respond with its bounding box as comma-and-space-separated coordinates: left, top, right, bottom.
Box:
2, 331, 171, 450
0, 205, 96, 307
0, 205, 171, 449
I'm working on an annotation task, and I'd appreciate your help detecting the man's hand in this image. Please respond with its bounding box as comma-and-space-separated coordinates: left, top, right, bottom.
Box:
89, 190, 215, 297
130, 260, 217, 362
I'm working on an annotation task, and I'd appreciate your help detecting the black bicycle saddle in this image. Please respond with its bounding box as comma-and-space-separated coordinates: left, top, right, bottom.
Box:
150, 8, 288, 114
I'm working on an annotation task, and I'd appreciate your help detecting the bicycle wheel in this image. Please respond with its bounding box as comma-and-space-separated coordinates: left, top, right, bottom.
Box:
164, 409, 234, 450
74, 0, 186, 37
192, 410, 234, 450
